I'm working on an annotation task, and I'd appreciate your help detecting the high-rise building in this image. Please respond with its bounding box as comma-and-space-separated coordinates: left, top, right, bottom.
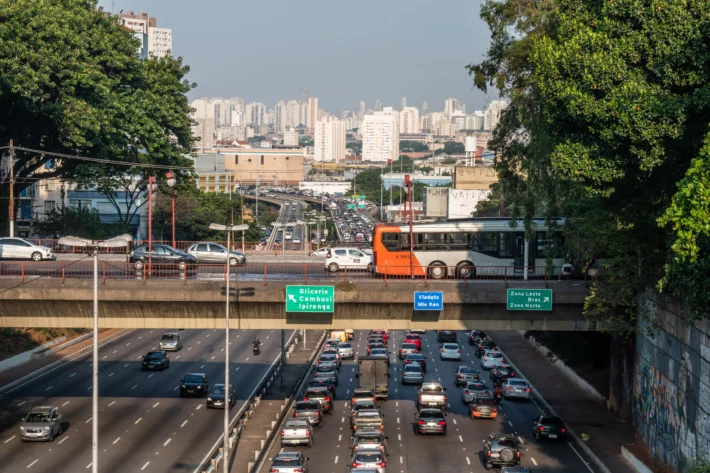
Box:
286, 100, 300, 128
422, 100, 429, 115
375, 99, 382, 112
361, 108, 399, 163
274, 100, 287, 132
483, 100, 508, 131
444, 98, 460, 117
245, 102, 266, 126
465, 111, 484, 131
119, 12, 172, 58
314, 117, 346, 163
307, 97, 319, 132
451, 110, 466, 131
401, 97, 407, 110
192, 118, 215, 149
359, 101, 366, 121
300, 102, 308, 127
399, 107, 421, 134
231, 111, 245, 127
301, 91, 309, 104
283, 127, 299, 147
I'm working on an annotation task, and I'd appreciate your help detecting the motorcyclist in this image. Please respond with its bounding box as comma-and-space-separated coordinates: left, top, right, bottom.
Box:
493, 382, 504, 401
253, 337, 261, 347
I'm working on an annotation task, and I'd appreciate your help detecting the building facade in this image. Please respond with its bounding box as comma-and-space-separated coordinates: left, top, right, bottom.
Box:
361, 108, 399, 163
283, 127, 299, 147
119, 12, 172, 58
314, 118, 346, 163
483, 100, 508, 131
307, 97, 319, 133
195, 149, 305, 188
399, 107, 421, 134
192, 118, 216, 149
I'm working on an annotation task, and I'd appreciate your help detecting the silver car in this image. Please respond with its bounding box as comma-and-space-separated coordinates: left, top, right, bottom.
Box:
20, 406, 63, 441
280, 419, 313, 447
481, 350, 504, 370
350, 449, 387, 473
338, 342, 355, 359
439, 343, 461, 361
314, 365, 338, 385
461, 381, 491, 404
503, 378, 531, 400
269, 451, 309, 473
0, 237, 55, 261
159, 332, 183, 351
401, 363, 424, 385
186, 242, 246, 265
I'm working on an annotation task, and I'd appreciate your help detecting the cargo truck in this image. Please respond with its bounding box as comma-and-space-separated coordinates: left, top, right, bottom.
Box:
356, 356, 389, 400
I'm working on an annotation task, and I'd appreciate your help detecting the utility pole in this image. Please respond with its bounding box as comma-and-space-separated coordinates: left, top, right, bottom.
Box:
8, 139, 14, 238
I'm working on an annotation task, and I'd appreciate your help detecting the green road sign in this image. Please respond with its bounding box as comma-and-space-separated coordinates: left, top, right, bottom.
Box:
358, 195, 366, 200
347, 204, 355, 209
506, 288, 552, 311
286, 285, 335, 313
357, 203, 366, 208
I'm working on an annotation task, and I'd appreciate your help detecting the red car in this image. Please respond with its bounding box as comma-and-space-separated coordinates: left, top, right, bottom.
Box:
403, 333, 422, 350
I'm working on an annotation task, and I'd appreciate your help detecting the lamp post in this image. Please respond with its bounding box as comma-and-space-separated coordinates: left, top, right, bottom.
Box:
404, 175, 414, 278
147, 176, 157, 272
56, 235, 132, 473
208, 222, 249, 473
166, 173, 177, 248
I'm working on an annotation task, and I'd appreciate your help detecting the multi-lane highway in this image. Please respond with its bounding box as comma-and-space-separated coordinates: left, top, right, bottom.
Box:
0, 328, 293, 473
266, 198, 307, 252
261, 330, 600, 473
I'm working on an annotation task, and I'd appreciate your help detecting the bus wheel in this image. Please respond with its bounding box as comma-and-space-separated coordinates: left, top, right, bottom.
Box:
428, 263, 447, 280
457, 262, 475, 279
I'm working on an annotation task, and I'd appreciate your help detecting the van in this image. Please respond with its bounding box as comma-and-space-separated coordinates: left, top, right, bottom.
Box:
330, 330, 347, 343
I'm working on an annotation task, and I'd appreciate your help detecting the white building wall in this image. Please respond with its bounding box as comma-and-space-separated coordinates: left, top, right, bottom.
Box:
314, 118, 346, 162
147, 27, 172, 57
399, 107, 421, 134
483, 100, 508, 131
283, 128, 299, 147
361, 108, 399, 163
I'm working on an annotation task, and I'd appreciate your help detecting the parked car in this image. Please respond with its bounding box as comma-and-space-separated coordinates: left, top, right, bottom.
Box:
141, 351, 170, 371
20, 406, 63, 441
269, 451, 310, 473
129, 244, 196, 272
179, 373, 209, 398
503, 378, 531, 401
0, 237, 55, 261
186, 242, 246, 265
280, 419, 313, 447
532, 415, 567, 441
325, 248, 373, 272
159, 332, 183, 351
206, 384, 236, 409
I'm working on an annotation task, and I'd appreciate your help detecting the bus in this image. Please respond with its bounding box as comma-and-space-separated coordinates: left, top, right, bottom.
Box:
372, 218, 565, 279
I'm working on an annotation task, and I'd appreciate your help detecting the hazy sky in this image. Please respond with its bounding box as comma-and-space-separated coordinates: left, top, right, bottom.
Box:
99, 0, 494, 114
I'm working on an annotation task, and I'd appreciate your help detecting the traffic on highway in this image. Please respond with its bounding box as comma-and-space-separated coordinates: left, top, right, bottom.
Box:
261, 329, 598, 473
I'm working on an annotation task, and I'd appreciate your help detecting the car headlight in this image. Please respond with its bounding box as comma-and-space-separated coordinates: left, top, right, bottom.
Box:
181, 384, 185, 388
20, 426, 25, 431
197, 386, 202, 389
207, 397, 212, 402
43, 427, 50, 432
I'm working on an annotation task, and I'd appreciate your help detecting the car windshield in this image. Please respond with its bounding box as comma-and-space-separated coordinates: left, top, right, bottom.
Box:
211, 386, 225, 395
404, 365, 421, 373
459, 367, 476, 374
443, 344, 459, 350
355, 452, 383, 462
25, 412, 51, 422
184, 375, 203, 383
509, 380, 528, 387
419, 411, 442, 419
497, 439, 517, 448
146, 352, 163, 359
541, 417, 564, 426
421, 385, 444, 393
161, 334, 177, 341
339, 343, 352, 349
401, 343, 416, 349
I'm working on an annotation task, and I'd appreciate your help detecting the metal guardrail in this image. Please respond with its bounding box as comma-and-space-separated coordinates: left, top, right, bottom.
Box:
193, 329, 303, 473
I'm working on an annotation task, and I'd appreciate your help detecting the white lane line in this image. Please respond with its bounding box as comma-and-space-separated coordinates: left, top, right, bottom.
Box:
466, 456, 471, 465
101, 356, 107, 360
398, 434, 401, 441
131, 384, 138, 390
113, 349, 118, 353
197, 341, 201, 345
137, 355, 143, 359
459, 435, 464, 443
221, 348, 224, 352
108, 373, 114, 377
518, 436, 524, 444
44, 386, 53, 392
567, 441, 596, 473
397, 417, 400, 424
125, 363, 130, 367
86, 463, 92, 469
153, 402, 160, 408
87, 385, 93, 390
135, 418, 142, 424
58, 436, 68, 445
453, 418, 457, 425
27, 459, 39, 468
200, 365, 205, 369
4, 435, 16, 443
211, 356, 215, 360
175, 356, 180, 360
245, 357, 250, 361
338, 435, 342, 441
163, 438, 172, 446
195, 405, 202, 410
180, 420, 188, 427
69, 373, 76, 378
151, 346, 156, 350
138, 336, 143, 339
108, 401, 116, 406
149, 330, 153, 333
334, 456, 339, 464
396, 401, 399, 407
148, 374, 154, 378
531, 458, 538, 466
341, 417, 345, 423
400, 456, 403, 464
85, 417, 93, 424
206, 334, 210, 338
113, 437, 121, 444
235, 367, 240, 371
141, 461, 150, 471
17, 401, 26, 407
174, 386, 179, 391
188, 347, 193, 351
508, 421, 514, 427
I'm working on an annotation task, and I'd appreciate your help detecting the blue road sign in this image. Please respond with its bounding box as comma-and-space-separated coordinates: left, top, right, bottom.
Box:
414, 291, 443, 311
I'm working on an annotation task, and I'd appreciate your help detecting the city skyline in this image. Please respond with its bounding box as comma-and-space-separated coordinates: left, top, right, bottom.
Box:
98, 0, 495, 113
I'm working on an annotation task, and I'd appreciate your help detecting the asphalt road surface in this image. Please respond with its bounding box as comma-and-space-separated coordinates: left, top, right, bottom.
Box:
260, 330, 601, 473
0, 328, 294, 473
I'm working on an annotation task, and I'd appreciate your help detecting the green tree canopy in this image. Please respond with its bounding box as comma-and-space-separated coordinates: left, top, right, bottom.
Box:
32, 206, 130, 240
399, 141, 429, 152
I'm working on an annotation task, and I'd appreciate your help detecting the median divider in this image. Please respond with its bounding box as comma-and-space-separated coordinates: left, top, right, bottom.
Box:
193, 329, 323, 473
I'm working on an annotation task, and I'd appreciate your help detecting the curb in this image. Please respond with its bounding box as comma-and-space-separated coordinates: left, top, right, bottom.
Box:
31, 332, 94, 360
621, 446, 653, 473
0, 329, 134, 395
494, 339, 613, 473
0, 336, 67, 372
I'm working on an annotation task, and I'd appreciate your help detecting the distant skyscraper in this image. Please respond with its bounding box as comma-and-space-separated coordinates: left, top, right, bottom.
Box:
314, 117, 346, 163
119, 11, 172, 58
245, 102, 266, 125
307, 97, 319, 132
444, 98, 460, 118
286, 100, 300, 128
301, 91, 308, 105
375, 99, 382, 112
401, 97, 407, 110
483, 100, 508, 131
359, 101, 366, 121
361, 108, 399, 163
399, 107, 420, 134
422, 100, 429, 115
283, 127, 299, 147
274, 100, 286, 132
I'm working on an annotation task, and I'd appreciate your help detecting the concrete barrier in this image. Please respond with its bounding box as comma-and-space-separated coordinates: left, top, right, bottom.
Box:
0, 336, 67, 372
31, 332, 95, 360
621, 446, 654, 473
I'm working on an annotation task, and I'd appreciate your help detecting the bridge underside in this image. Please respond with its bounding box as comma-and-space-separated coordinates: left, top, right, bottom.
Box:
0, 279, 597, 331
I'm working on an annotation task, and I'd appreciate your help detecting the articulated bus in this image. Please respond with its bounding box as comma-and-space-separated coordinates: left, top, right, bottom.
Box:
372, 218, 565, 279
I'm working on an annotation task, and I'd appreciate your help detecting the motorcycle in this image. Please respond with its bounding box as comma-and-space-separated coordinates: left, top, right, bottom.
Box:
253, 343, 260, 355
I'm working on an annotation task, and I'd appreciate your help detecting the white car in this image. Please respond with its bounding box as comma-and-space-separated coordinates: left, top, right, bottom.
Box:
292, 238, 301, 244
481, 350, 504, 370
439, 343, 461, 361
325, 247, 372, 272
337, 342, 355, 359
310, 247, 329, 257
0, 237, 56, 261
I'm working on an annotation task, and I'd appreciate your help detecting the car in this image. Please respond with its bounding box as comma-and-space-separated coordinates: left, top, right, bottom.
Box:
468, 330, 487, 345
351, 388, 376, 405
159, 332, 183, 351
294, 400, 323, 427
398, 343, 419, 359
503, 378, 531, 400
490, 364, 516, 383
481, 350, 504, 370
349, 448, 387, 473
310, 378, 337, 397
129, 244, 196, 272
401, 363, 424, 385
338, 342, 355, 359
281, 419, 313, 447
476, 340, 498, 358
461, 381, 491, 404
369, 348, 389, 365
141, 350, 169, 371
325, 338, 342, 348
303, 386, 333, 414
482, 433, 522, 470
314, 364, 338, 385
470, 396, 498, 420
532, 415, 567, 441
20, 406, 63, 441
439, 343, 461, 361
403, 353, 427, 372
186, 242, 246, 265
269, 451, 310, 473
350, 430, 388, 456
408, 329, 426, 334
319, 353, 340, 369
206, 384, 236, 409
0, 237, 55, 261
352, 410, 385, 434
350, 399, 379, 427
325, 247, 373, 272
310, 247, 330, 257
293, 238, 301, 244
414, 408, 447, 435
454, 366, 479, 386
417, 382, 447, 411
436, 330, 457, 343
402, 333, 422, 350
180, 373, 208, 397
369, 330, 388, 343
367, 342, 386, 355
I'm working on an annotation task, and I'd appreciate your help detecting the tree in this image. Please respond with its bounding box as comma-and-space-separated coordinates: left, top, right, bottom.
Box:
399, 141, 429, 152
0, 0, 196, 231
32, 206, 128, 240
434, 142, 465, 155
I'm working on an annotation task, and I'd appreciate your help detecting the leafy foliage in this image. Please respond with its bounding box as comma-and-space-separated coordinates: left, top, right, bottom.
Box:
434, 142, 465, 155
399, 141, 429, 152
32, 206, 130, 240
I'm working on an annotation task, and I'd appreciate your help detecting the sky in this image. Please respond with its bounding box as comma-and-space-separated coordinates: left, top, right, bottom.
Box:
99, 0, 495, 115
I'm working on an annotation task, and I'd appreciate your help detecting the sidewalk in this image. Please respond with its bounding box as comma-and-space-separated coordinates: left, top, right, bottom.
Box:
0, 328, 128, 389
490, 330, 636, 473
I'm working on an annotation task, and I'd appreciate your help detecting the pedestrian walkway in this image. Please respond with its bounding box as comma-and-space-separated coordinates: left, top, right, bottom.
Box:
231, 331, 324, 473
490, 330, 636, 473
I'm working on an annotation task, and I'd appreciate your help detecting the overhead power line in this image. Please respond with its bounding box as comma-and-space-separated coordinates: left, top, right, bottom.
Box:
12, 146, 194, 171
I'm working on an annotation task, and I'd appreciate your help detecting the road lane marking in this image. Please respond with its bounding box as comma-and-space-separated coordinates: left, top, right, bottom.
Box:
141, 462, 150, 471
517, 436, 524, 444
125, 364, 130, 367
153, 402, 160, 408
174, 386, 179, 390
148, 374, 154, 378
27, 459, 39, 468
108, 373, 114, 377
459, 435, 464, 443
200, 365, 205, 368
211, 356, 215, 360
453, 418, 457, 425
135, 418, 142, 424
196, 405, 202, 410
86, 463, 92, 469
101, 356, 107, 360
85, 417, 92, 423
334, 456, 338, 464
466, 457, 471, 465
69, 373, 76, 378
181, 420, 188, 427
197, 341, 201, 345
245, 357, 250, 361
108, 401, 116, 406
567, 441, 596, 473
114, 349, 119, 353
164, 438, 171, 446
131, 384, 138, 390
188, 347, 193, 351
58, 436, 68, 444
398, 434, 401, 441
87, 385, 92, 390
138, 336, 143, 339
531, 458, 538, 466
341, 417, 345, 423
400, 456, 403, 464
206, 334, 210, 338
175, 356, 180, 360
17, 400, 26, 406
338, 435, 342, 441
508, 421, 513, 427
397, 417, 400, 424
5, 435, 16, 443
221, 348, 224, 352
396, 401, 399, 407
137, 355, 143, 359
235, 367, 240, 371
113, 437, 121, 444
151, 346, 156, 350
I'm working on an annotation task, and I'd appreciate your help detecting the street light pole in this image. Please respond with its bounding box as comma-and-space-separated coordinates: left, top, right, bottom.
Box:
148, 176, 156, 272
166, 173, 177, 248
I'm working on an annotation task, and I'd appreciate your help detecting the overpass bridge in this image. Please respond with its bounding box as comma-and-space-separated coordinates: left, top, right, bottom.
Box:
0, 278, 596, 331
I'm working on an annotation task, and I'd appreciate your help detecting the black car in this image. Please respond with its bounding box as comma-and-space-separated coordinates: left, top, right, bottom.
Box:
141, 351, 169, 371
437, 330, 457, 343
532, 415, 567, 441
477, 340, 498, 358
468, 330, 487, 345
129, 244, 196, 272
403, 353, 427, 372
482, 433, 521, 470
415, 408, 447, 435
491, 364, 516, 383
206, 384, 236, 409
180, 373, 209, 397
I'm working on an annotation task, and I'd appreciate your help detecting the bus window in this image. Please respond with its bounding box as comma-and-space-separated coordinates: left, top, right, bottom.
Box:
425, 233, 447, 251
472, 232, 497, 253
536, 231, 564, 258
381, 232, 401, 251
498, 232, 513, 257
413, 233, 425, 251
449, 233, 469, 250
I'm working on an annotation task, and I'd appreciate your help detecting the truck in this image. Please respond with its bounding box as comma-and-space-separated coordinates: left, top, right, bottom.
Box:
357, 356, 389, 400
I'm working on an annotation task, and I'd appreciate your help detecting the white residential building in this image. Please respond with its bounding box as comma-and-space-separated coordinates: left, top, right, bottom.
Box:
399, 107, 421, 134
286, 100, 300, 127
283, 127, 300, 147
314, 117, 346, 163
307, 97, 319, 132
465, 111, 484, 131
401, 97, 407, 110
444, 98, 460, 117
147, 27, 172, 57
484, 100, 509, 131
192, 118, 216, 149
245, 102, 266, 126
361, 108, 399, 163
231, 111, 245, 127
119, 12, 172, 58
451, 110, 466, 131
274, 100, 286, 132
